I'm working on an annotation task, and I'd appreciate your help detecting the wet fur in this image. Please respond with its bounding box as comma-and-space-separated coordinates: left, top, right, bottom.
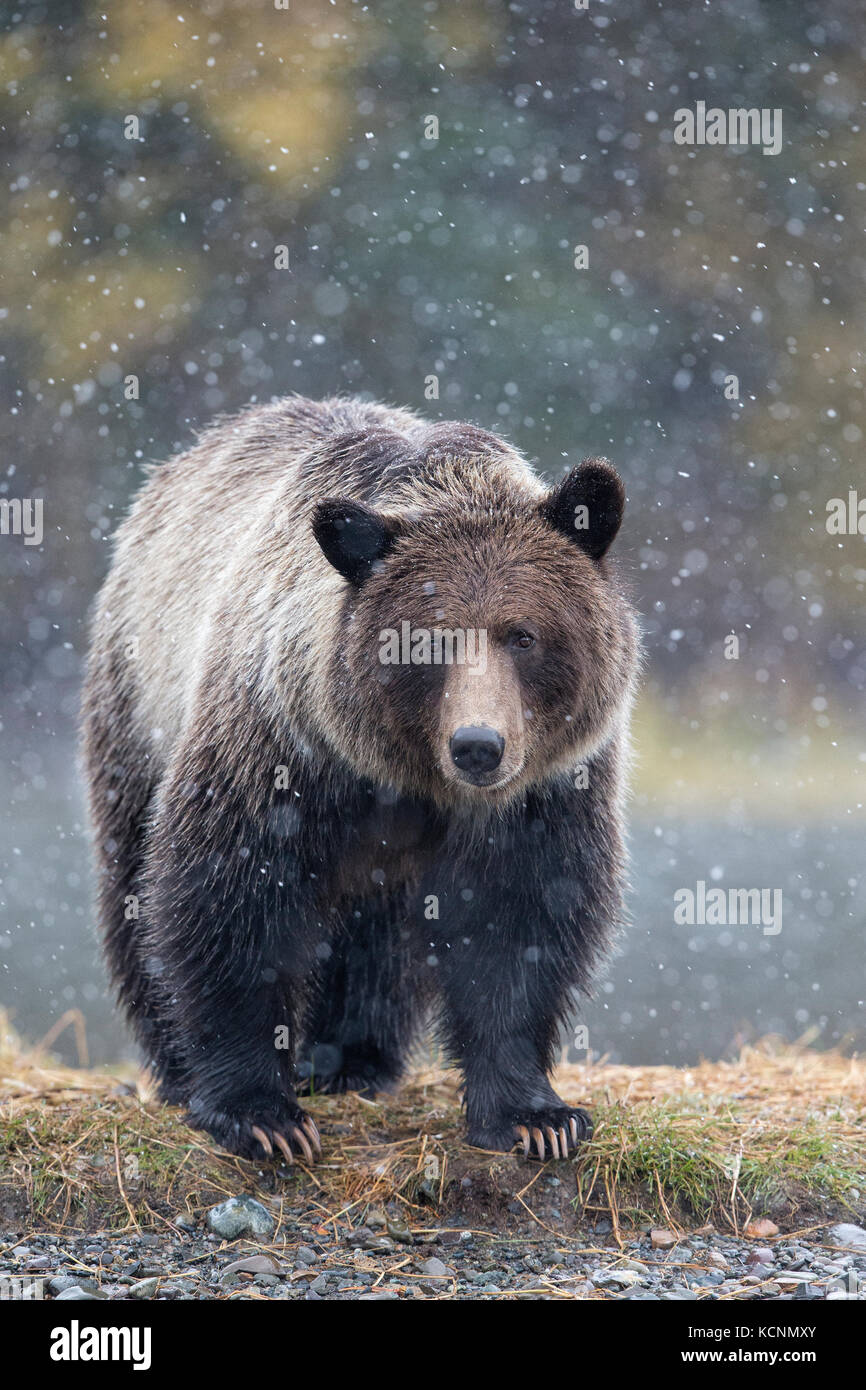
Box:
81, 396, 640, 1158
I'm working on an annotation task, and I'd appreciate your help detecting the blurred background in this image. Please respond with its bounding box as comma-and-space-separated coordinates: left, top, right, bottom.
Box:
0, 0, 863, 1067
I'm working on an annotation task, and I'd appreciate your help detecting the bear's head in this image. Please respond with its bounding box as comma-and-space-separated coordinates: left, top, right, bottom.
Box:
312, 454, 639, 807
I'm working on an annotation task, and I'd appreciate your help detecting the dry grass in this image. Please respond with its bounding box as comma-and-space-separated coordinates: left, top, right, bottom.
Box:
1, 1010, 863, 1241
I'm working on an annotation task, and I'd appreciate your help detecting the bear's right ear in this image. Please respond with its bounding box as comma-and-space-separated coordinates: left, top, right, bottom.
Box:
539, 458, 626, 561
312, 498, 401, 586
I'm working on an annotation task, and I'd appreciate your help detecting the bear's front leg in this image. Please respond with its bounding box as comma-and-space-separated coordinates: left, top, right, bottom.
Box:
141, 780, 322, 1165
446, 1007, 593, 1161
181, 981, 322, 1166
434, 894, 594, 1160
430, 780, 624, 1158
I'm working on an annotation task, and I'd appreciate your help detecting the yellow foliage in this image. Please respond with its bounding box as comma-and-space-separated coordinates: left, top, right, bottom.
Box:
0, 25, 40, 82
23, 258, 202, 372
206, 79, 350, 180
0, 189, 74, 281
84, 0, 370, 179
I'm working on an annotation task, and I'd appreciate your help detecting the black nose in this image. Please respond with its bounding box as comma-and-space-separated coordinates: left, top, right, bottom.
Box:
450, 725, 505, 777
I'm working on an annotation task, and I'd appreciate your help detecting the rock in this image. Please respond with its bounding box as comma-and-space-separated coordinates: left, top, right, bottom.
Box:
129, 1278, 160, 1299
222, 1254, 282, 1277
706, 1250, 728, 1269
595, 1269, 642, 1288
746, 1247, 776, 1269
206, 1196, 274, 1240
386, 1217, 414, 1244
295, 1247, 317, 1265
345, 1227, 392, 1251
48, 1275, 88, 1296
419, 1256, 452, 1278
826, 1224, 866, 1251
651, 1228, 678, 1250
359, 1235, 394, 1253
792, 1283, 823, 1300
745, 1219, 779, 1239
55, 1286, 108, 1301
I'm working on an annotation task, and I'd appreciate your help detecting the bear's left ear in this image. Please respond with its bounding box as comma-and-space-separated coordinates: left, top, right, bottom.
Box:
539, 458, 626, 561
312, 498, 401, 586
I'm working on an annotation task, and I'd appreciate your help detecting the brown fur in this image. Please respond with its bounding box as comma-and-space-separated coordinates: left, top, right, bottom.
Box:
86, 396, 635, 810
81, 396, 641, 1160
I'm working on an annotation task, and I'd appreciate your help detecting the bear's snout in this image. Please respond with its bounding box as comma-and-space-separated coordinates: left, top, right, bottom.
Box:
438, 647, 526, 794
449, 724, 505, 781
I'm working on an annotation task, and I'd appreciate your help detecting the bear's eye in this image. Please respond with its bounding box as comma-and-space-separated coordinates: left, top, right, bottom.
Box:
510, 629, 536, 650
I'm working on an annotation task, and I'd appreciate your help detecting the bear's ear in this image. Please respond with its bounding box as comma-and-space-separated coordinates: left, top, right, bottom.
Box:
539, 458, 626, 561
312, 498, 401, 586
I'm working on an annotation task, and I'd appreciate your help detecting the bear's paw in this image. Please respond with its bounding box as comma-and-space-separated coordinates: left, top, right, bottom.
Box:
467, 1105, 592, 1160
187, 1096, 322, 1165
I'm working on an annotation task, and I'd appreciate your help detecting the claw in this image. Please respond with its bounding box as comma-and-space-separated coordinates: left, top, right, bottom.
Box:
576, 1110, 593, 1142
559, 1125, 569, 1156
272, 1130, 295, 1165
569, 1115, 579, 1144
251, 1125, 273, 1157
531, 1126, 545, 1160
291, 1124, 315, 1165
301, 1116, 322, 1156
546, 1126, 560, 1160
514, 1123, 531, 1158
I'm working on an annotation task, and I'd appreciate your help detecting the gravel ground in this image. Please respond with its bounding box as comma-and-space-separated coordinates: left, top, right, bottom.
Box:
3, 1212, 864, 1302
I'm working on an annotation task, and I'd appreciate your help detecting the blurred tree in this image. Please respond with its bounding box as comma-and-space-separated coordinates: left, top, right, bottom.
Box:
0, 0, 863, 747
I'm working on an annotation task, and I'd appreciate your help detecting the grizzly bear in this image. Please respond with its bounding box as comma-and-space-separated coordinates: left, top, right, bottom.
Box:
82, 396, 639, 1164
